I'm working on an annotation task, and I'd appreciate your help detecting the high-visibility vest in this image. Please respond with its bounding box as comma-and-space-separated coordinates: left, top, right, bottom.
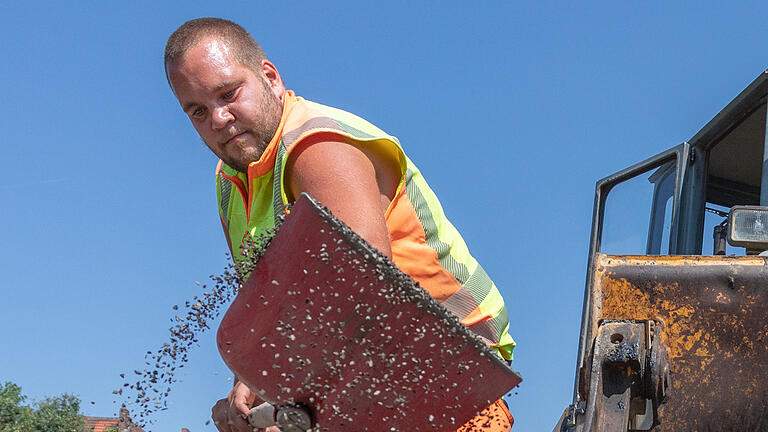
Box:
215, 92, 515, 360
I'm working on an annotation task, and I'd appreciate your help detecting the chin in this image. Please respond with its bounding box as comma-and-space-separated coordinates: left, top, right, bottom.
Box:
228, 157, 258, 173
223, 145, 266, 172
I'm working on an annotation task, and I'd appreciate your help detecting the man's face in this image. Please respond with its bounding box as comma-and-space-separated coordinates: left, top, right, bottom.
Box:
168, 38, 283, 172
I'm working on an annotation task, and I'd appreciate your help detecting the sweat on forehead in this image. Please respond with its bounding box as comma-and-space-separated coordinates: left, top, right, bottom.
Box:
164, 18, 266, 73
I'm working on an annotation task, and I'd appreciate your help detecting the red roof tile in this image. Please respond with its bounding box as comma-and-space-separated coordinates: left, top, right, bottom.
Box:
84, 416, 118, 432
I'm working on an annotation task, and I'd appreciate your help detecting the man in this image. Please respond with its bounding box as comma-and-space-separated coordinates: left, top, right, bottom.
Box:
164, 18, 516, 432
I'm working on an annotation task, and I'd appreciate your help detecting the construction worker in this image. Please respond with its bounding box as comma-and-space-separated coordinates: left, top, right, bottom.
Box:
164, 18, 516, 432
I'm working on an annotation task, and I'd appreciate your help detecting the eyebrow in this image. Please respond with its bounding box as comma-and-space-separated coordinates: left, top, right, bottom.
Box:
181, 80, 243, 112
182, 101, 199, 113
213, 80, 241, 92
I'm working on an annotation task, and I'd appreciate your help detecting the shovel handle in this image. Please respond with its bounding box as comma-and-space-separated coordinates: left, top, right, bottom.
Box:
248, 402, 313, 432
248, 402, 277, 428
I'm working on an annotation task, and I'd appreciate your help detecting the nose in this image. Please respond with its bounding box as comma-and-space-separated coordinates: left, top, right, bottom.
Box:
211, 105, 234, 130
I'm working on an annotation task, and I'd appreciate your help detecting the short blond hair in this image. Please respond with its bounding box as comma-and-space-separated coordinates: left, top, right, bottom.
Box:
164, 18, 266, 76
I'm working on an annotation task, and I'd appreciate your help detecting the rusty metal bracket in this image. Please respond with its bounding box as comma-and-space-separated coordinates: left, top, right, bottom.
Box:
554, 400, 585, 431
578, 320, 669, 432
645, 321, 669, 424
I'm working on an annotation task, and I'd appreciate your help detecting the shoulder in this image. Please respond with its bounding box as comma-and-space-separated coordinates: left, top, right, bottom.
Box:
282, 98, 398, 149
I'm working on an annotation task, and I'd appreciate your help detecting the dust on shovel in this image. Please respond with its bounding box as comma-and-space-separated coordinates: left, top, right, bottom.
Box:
215, 196, 520, 431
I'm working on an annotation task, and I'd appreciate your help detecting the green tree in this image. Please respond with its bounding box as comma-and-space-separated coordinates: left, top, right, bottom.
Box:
0, 382, 31, 431
0, 382, 85, 432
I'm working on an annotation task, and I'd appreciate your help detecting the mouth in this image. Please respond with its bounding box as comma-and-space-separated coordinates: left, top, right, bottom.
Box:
222, 131, 247, 146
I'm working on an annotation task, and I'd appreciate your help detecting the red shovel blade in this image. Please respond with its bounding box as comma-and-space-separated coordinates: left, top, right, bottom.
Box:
217, 194, 521, 431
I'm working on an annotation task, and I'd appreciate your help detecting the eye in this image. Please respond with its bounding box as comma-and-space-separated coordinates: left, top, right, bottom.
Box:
189, 106, 205, 119
222, 89, 236, 101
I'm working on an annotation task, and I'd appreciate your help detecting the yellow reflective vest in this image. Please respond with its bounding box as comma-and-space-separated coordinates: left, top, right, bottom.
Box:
215, 92, 515, 360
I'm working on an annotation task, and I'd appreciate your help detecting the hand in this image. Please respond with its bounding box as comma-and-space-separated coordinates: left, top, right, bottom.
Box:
211, 381, 257, 432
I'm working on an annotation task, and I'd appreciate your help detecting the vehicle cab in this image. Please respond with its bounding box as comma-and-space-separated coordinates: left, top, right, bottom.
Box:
557, 71, 768, 431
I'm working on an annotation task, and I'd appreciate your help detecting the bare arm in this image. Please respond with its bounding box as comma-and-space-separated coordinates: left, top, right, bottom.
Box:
284, 133, 400, 259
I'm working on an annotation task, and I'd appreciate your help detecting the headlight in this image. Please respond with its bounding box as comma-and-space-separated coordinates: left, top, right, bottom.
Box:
727, 206, 768, 249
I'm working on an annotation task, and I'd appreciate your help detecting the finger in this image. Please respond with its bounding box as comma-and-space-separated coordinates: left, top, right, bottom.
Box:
231, 384, 255, 417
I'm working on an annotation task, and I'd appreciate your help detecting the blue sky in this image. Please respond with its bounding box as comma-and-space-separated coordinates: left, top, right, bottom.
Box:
2, 1, 768, 431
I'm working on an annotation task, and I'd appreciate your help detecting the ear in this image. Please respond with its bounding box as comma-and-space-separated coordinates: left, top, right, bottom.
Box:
261, 60, 286, 99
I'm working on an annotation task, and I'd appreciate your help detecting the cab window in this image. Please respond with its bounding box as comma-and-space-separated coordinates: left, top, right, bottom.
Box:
600, 158, 677, 255
700, 103, 764, 255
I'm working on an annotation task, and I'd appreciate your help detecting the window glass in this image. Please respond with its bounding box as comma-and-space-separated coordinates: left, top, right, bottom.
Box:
601, 160, 676, 255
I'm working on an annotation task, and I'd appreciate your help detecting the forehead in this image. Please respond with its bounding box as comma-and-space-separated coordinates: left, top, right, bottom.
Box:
168, 38, 249, 95
189, 38, 234, 70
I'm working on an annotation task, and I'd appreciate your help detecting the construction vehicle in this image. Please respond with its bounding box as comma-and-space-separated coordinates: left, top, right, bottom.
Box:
554, 72, 768, 431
